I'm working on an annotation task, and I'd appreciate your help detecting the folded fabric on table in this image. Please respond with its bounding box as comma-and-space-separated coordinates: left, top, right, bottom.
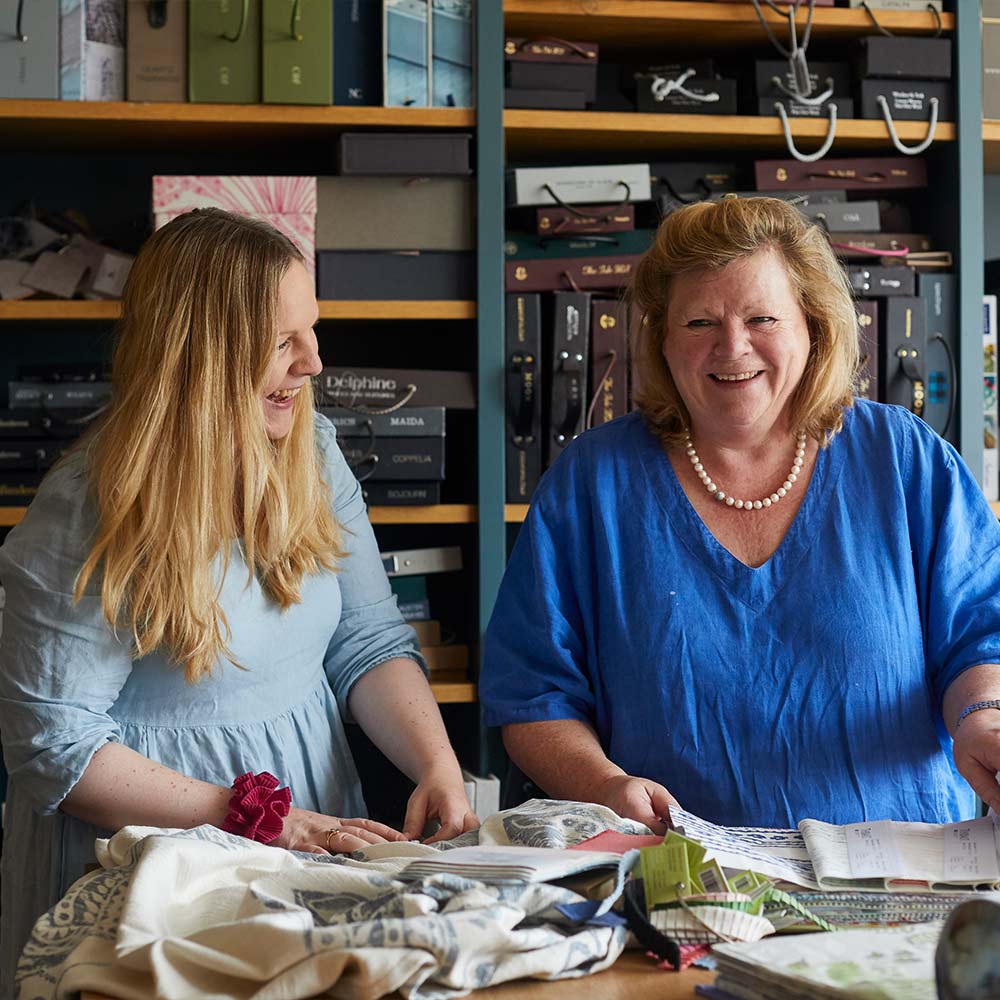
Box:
16, 799, 649, 1000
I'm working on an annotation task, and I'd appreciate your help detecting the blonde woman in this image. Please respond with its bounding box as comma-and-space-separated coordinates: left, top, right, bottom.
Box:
0, 209, 476, 986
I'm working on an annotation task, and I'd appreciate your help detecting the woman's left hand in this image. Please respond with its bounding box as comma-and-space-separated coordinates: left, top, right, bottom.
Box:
402, 765, 479, 843
952, 710, 1000, 813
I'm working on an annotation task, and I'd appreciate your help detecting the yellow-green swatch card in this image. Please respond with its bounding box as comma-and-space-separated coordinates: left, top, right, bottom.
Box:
640, 831, 731, 910
189, 0, 262, 103
263, 0, 333, 105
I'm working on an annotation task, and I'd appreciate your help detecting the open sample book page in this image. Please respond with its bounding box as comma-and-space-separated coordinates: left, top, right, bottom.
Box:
672, 808, 1000, 893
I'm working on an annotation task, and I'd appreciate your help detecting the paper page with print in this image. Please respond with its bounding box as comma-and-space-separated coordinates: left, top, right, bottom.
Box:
399, 845, 628, 884
672, 808, 819, 889
799, 817, 1000, 892
711, 922, 943, 1000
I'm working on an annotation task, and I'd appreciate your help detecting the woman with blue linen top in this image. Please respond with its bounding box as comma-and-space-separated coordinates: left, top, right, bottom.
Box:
481, 196, 1000, 836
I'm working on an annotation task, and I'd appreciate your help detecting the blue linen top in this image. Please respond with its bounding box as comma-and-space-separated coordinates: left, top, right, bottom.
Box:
0, 412, 423, 991
481, 402, 1000, 830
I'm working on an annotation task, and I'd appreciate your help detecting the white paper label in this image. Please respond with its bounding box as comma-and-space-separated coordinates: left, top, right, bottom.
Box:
943, 819, 1000, 882
844, 822, 905, 878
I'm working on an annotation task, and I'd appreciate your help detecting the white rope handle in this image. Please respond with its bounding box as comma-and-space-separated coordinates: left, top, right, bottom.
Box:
877, 95, 939, 156
771, 73, 834, 107
651, 69, 720, 104
774, 100, 838, 163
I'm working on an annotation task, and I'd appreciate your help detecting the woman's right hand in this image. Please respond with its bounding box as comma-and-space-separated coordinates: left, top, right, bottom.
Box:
593, 774, 680, 835
273, 806, 408, 854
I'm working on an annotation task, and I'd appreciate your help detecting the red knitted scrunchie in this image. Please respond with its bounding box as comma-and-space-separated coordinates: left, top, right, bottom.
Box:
219, 771, 292, 844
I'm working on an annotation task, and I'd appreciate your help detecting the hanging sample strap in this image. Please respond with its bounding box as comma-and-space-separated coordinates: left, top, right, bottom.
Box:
861, 1, 943, 39
751, 0, 836, 162
12, 0, 26, 40
649, 68, 721, 107
750, 0, 818, 101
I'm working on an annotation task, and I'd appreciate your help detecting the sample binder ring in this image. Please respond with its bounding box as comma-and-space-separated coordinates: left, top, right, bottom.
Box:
774, 100, 837, 164
220, 0, 249, 42
877, 95, 939, 157
541, 181, 632, 220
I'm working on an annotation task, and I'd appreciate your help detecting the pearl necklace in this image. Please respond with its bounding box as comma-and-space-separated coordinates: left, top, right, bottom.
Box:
683, 430, 807, 511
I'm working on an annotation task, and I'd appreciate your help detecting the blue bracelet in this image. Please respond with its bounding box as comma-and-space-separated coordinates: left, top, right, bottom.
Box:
956, 700, 1000, 729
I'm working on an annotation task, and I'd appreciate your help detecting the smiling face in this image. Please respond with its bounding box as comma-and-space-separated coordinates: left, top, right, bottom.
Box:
262, 260, 322, 440
662, 246, 812, 445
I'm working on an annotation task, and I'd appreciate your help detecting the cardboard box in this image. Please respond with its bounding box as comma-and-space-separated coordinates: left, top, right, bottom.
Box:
859, 79, 953, 122
60, 0, 125, 100
152, 176, 317, 277
506, 163, 652, 208
316, 177, 474, 251
127, 0, 187, 102
504, 88, 586, 110
756, 97, 854, 119
316, 250, 475, 300
337, 132, 472, 175
0, 0, 59, 98
635, 74, 737, 115
856, 36, 951, 81
508, 61, 596, 103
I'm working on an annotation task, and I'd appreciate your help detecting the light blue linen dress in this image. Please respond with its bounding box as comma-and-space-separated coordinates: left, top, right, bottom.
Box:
0, 412, 424, 993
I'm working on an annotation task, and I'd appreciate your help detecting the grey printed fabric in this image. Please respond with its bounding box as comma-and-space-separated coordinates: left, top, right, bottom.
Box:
16, 800, 648, 999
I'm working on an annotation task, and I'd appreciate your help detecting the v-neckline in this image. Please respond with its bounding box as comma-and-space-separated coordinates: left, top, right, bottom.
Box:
634, 415, 848, 613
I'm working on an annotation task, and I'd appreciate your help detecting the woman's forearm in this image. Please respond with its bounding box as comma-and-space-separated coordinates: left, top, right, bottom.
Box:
348, 657, 463, 781
60, 742, 230, 830
943, 663, 1000, 734
502, 718, 625, 800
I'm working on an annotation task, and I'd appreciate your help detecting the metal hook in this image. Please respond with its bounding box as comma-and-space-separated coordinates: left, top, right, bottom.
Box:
220, 0, 250, 42
774, 100, 838, 163
876, 94, 939, 156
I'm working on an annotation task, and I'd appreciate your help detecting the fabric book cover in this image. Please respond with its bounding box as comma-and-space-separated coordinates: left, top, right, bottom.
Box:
384, 0, 430, 107
152, 176, 317, 277
126, 0, 187, 102
333, 0, 381, 105
60, 0, 125, 100
188, 0, 261, 104
1, 0, 59, 98
262, 0, 333, 105
431, 0, 473, 108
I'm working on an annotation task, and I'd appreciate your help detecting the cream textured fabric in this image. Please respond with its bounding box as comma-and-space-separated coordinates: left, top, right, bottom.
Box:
16, 800, 647, 999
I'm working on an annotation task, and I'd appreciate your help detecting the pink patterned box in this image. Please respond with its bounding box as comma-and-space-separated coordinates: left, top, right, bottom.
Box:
152, 177, 317, 278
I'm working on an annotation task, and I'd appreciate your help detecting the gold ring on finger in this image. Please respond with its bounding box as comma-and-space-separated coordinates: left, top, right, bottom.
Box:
325, 827, 341, 850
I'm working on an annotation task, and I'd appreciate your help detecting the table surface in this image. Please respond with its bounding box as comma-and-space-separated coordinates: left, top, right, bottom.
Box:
81, 951, 714, 999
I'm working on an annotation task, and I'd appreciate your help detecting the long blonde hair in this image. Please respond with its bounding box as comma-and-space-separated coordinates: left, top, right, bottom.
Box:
75, 209, 344, 682
630, 196, 860, 451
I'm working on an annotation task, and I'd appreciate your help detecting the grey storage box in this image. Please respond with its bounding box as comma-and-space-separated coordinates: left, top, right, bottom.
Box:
316, 177, 475, 250
506, 163, 652, 208
337, 132, 472, 175
316, 250, 475, 300
1, 0, 59, 98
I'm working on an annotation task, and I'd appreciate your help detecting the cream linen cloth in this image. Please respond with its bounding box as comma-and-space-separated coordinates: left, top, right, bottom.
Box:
15, 800, 648, 999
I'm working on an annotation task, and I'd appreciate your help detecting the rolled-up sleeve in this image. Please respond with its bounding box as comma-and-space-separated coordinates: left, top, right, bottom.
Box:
0, 459, 132, 815
315, 416, 426, 719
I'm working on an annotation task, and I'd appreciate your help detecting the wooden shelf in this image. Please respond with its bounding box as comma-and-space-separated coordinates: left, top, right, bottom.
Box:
506, 109, 955, 157
0, 300, 476, 322
991, 501, 1000, 519
505, 504, 529, 523
0, 505, 476, 528
0, 100, 475, 153
505, 0, 953, 49
429, 681, 477, 704
984, 121, 1000, 172
369, 504, 476, 525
